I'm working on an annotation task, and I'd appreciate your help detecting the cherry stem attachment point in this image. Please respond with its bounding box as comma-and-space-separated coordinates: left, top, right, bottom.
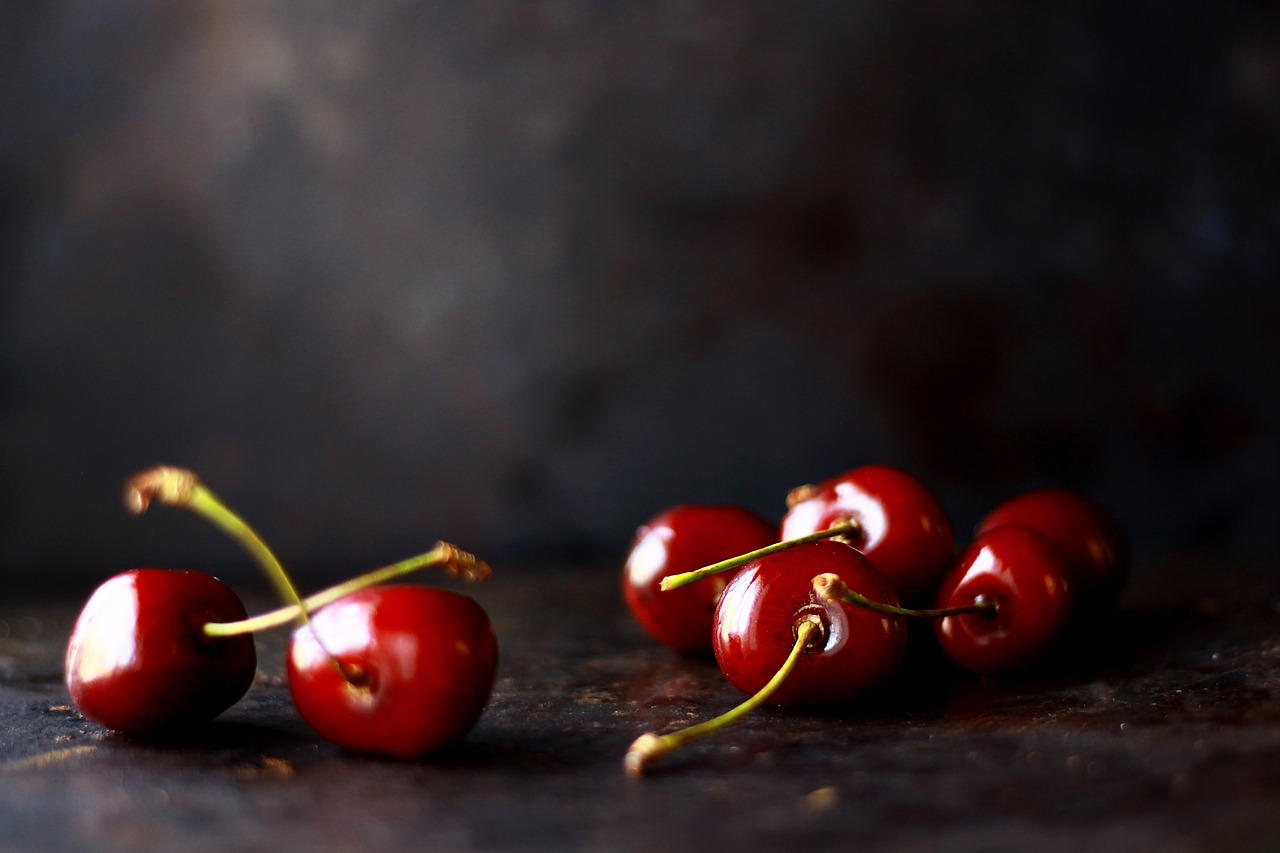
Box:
811, 573, 997, 619
660, 520, 862, 592
624, 615, 824, 776
202, 542, 489, 638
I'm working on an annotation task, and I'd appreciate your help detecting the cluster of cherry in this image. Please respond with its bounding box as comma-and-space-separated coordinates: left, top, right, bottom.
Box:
61, 463, 1123, 769
621, 464, 1128, 773
63, 466, 498, 758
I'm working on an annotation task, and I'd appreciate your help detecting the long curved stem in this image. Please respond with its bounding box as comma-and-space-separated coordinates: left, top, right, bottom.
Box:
202, 542, 487, 637
124, 467, 311, 622
811, 573, 996, 619
624, 616, 823, 776
659, 520, 862, 592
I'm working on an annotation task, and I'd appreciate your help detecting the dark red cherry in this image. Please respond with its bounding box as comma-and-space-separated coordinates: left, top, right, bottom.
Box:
933, 527, 1074, 675
287, 584, 498, 757
713, 540, 907, 706
65, 569, 257, 738
623, 504, 776, 654
976, 489, 1127, 610
780, 464, 954, 603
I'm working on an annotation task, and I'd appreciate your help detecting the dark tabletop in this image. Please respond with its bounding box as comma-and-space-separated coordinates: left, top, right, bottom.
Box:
3, 559, 1279, 853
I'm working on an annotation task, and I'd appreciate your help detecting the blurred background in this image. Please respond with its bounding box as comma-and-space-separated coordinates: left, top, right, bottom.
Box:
2, 1, 1277, 596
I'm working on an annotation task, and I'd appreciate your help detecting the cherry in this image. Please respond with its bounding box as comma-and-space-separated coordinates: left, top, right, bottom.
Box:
287, 584, 498, 757
931, 526, 1074, 675
780, 464, 954, 602
62, 467, 265, 738
626, 540, 907, 773
712, 540, 908, 705
812, 526, 1077, 676
65, 568, 257, 738
623, 505, 776, 654
975, 488, 1127, 612
109, 465, 498, 757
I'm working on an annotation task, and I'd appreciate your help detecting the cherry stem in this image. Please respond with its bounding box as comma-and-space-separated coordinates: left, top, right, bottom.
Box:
124, 465, 467, 687
202, 542, 490, 638
659, 519, 862, 592
124, 466, 311, 622
811, 573, 997, 619
624, 615, 824, 776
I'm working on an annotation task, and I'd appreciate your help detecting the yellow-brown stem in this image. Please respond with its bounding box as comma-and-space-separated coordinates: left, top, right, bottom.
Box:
624, 615, 824, 776
126, 466, 342, 682
660, 520, 862, 592
785, 483, 818, 508
811, 573, 997, 619
202, 542, 490, 637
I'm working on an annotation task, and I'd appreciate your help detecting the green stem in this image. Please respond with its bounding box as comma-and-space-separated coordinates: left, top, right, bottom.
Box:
659, 519, 861, 592
811, 573, 997, 619
125, 466, 310, 624
624, 616, 823, 776
202, 543, 472, 637
124, 466, 491, 681
188, 486, 306, 615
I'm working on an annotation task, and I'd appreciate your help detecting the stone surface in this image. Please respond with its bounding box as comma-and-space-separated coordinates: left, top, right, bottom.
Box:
2, 560, 1278, 852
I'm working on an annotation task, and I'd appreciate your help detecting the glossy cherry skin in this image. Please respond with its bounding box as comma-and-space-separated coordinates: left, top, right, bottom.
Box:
713, 540, 907, 706
779, 464, 954, 603
65, 569, 257, 738
623, 505, 777, 654
933, 527, 1074, 675
976, 489, 1128, 611
287, 585, 498, 757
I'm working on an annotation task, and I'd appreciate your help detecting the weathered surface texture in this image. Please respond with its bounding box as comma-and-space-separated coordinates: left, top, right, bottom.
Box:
2, 561, 1278, 852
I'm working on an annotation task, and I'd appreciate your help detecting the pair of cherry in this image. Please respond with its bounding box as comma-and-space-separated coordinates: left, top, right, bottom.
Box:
64, 467, 498, 758
622, 464, 1127, 772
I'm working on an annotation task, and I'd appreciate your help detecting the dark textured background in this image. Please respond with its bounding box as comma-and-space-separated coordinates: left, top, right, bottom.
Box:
3, 1, 1278, 593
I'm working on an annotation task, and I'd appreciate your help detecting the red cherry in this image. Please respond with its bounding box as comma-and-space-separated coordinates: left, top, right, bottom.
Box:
65, 569, 257, 738
976, 489, 1127, 610
287, 584, 498, 757
713, 540, 907, 706
122, 466, 499, 756
623, 505, 777, 654
933, 527, 1074, 675
625, 540, 907, 773
780, 465, 954, 603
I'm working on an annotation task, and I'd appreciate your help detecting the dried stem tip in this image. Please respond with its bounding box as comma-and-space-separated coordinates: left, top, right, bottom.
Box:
811, 572, 849, 602
123, 466, 201, 514
624, 733, 670, 777
785, 483, 818, 508
437, 542, 493, 582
